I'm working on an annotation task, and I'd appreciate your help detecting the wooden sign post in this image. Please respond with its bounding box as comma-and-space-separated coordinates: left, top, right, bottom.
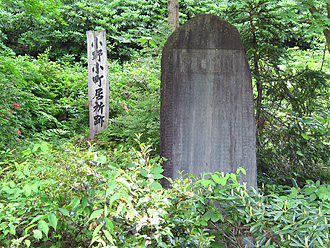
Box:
87, 31, 109, 139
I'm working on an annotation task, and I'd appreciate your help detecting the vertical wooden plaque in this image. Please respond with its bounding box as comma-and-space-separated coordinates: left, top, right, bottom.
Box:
87, 31, 109, 139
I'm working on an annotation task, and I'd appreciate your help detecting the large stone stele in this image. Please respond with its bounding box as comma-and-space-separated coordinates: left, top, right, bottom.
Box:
160, 14, 257, 188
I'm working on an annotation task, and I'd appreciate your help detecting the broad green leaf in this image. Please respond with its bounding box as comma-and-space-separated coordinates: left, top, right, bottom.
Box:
305, 187, 317, 195
8, 223, 16, 235
150, 165, 164, 174
200, 219, 208, 226
274, 212, 282, 221
211, 174, 228, 186
250, 223, 262, 233
103, 229, 113, 243
319, 185, 327, 193
116, 178, 130, 189
22, 149, 32, 156
109, 192, 121, 206
90, 224, 103, 246
23, 184, 32, 197
301, 133, 310, 140
33, 229, 42, 240
90, 209, 103, 220
9, 181, 15, 188
210, 212, 222, 222
84, 206, 92, 216
127, 161, 136, 168
25, 239, 31, 248
291, 187, 298, 195
203, 210, 221, 222
231, 173, 237, 182
58, 208, 69, 216
105, 217, 114, 231
38, 220, 49, 237
40, 142, 49, 153
150, 181, 163, 190
96, 168, 107, 173
48, 214, 57, 231
32, 144, 40, 153
92, 224, 103, 241
99, 155, 107, 164
151, 173, 164, 179
236, 167, 246, 175
23, 168, 30, 176
116, 202, 126, 215
30, 215, 44, 224
296, 151, 304, 156
200, 180, 215, 187
69, 198, 80, 209
139, 169, 148, 177
106, 182, 117, 198
81, 196, 88, 208
242, 238, 254, 247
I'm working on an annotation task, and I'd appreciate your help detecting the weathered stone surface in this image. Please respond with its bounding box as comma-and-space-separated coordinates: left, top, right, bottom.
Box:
160, 14, 257, 188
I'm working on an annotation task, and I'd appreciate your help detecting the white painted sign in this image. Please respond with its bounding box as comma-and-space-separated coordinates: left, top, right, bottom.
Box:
87, 31, 109, 139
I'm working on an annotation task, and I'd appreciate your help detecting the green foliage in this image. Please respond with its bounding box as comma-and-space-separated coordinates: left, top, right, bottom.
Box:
0, 49, 89, 148
2, 137, 330, 247
96, 57, 161, 151
223, 0, 330, 185
1, 1, 330, 246
0, 0, 225, 62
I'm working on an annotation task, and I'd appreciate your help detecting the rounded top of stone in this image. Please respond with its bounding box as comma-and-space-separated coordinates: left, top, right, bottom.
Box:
164, 14, 243, 50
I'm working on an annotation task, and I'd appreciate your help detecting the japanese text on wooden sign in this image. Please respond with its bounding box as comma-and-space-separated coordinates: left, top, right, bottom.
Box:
87, 31, 109, 139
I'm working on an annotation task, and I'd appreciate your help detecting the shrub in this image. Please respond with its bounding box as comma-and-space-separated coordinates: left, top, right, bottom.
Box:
0, 49, 89, 149
2, 136, 330, 247
96, 57, 161, 151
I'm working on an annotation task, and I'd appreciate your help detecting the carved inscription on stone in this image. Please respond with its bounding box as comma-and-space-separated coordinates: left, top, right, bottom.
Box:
160, 14, 257, 189
175, 49, 237, 73
171, 48, 252, 178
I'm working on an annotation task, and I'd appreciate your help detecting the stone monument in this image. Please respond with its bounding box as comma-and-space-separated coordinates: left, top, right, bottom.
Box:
160, 14, 257, 188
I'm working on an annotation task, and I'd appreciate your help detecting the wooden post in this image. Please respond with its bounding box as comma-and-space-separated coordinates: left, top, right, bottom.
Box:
87, 31, 109, 139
